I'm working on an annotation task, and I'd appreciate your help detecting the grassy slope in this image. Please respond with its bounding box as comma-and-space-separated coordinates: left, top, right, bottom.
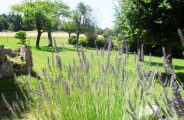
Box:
0, 33, 184, 119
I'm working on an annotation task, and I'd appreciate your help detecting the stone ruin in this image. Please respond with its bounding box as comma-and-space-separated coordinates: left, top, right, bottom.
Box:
0, 45, 33, 79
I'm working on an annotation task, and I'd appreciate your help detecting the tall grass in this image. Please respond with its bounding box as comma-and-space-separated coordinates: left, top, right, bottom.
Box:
3, 39, 184, 120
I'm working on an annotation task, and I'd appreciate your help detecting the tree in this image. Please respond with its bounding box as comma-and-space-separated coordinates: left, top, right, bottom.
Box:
12, 0, 69, 48
0, 14, 9, 31
43, 1, 70, 47
0, 13, 31, 31
178, 28, 184, 58
95, 27, 103, 35
73, 2, 93, 43
103, 28, 115, 39
116, 0, 184, 65
8, 23, 15, 31
44, 17, 60, 47
85, 20, 98, 47
60, 21, 76, 37
7, 13, 24, 31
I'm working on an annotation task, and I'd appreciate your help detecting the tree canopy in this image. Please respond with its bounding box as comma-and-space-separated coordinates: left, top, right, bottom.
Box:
60, 21, 76, 37
72, 2, 94, 43
12, 0, 69, 48
116, 0, 184, 64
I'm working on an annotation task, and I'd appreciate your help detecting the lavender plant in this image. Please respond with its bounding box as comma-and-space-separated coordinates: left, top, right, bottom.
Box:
3, 38, 184, 120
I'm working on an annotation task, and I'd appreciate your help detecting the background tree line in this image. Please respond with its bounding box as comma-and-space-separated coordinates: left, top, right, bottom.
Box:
0, 13, 34, 32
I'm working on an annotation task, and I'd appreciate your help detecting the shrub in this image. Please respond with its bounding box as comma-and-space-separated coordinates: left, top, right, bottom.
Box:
102, 28, 115, 39
96, 37, 106, 48
78, 37, 88, 47
85, 32, 97, 47
68, 35, 77, 45
14, 31, 26, 44
112, 37, 118, 50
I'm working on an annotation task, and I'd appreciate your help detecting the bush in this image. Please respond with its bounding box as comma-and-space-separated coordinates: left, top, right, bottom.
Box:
85, 32, 97, 47
14, 31, 26, 44
112, 37, 118, 50
78, 37, 88, 47
102, 28, 115, 39
68, 35, 77, 45
96, 37, 106, 48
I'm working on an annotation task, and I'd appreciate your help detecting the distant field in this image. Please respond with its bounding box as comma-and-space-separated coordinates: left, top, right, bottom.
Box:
0, 31, 84, 38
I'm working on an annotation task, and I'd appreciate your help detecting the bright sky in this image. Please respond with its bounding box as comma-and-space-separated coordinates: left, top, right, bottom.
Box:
0, 0, 116, 29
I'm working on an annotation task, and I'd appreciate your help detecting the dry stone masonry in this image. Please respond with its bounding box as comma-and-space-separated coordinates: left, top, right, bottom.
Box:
20, 45, 33, 68
0, 46, 6, 63
0, 45, 33, 79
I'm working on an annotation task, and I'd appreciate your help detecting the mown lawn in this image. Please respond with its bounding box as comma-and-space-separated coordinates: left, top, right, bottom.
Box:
0, 35, 183, 75
0, 33, 184, 119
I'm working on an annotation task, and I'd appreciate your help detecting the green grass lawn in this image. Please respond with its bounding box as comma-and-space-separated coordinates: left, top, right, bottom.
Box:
0, 34, 184, 119
1, 36, 183, 76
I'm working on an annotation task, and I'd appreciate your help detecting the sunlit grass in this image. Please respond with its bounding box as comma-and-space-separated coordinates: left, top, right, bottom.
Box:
0, 33, 184, 119
0, 35, 183, 75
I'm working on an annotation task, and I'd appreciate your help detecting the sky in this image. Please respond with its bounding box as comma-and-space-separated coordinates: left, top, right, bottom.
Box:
0, 0, 116, 29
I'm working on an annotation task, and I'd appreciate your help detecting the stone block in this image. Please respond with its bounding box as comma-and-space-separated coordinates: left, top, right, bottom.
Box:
0, 60, 14, 78
0, 45, 6, 64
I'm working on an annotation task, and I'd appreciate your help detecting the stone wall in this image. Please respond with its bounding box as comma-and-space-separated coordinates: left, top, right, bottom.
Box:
20, 45, 33, 68
0, 45, 33, 79
0, 45, 6, 63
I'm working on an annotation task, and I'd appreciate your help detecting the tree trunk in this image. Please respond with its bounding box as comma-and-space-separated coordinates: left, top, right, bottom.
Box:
76, 31, 80, 44
163, 43, 173, 86
36, 30, 42, 48
137, 41, 144, 61
122, 40, 128, 54
178, 28, 184, 58
48, 31, 53, 47
141, 44, 144, 61
68, 32, 71, 38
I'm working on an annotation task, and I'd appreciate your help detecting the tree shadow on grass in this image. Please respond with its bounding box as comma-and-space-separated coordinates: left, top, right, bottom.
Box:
16, 42, 23, 45
145, 60, 184, 71
0, 78, 29, 119
144, 60, 184, 81
33, 46, 87, 53
175, 72, 184, 81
